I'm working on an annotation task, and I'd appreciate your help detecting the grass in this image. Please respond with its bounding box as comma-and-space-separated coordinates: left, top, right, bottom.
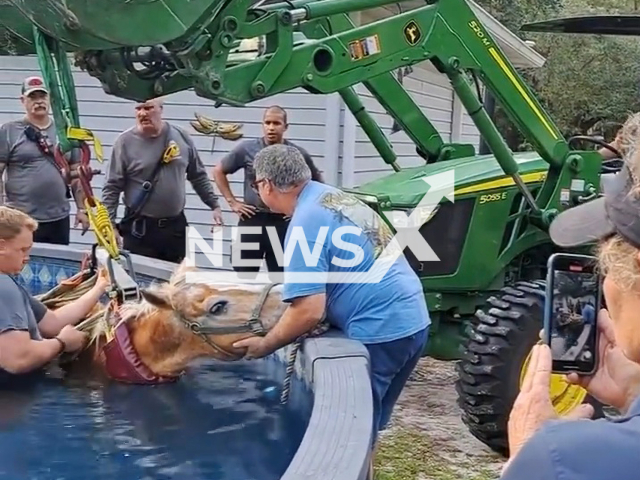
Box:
373, 427, 501, 480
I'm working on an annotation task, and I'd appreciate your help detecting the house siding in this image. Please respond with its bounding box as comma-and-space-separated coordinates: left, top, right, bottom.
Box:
0, 55, 328, 269
348, 62, 482, 188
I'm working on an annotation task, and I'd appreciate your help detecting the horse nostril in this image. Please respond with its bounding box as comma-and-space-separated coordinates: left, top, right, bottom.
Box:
209, 299, 229, 316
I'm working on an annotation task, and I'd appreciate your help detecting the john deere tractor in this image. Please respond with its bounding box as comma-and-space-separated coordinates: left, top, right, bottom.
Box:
1, 0, 626, 457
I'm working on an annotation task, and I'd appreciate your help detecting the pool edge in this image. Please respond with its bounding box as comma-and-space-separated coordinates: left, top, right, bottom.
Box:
280, 332, 373, 480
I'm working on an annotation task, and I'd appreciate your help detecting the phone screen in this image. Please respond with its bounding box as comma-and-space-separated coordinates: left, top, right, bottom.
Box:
546, 255, 600, 374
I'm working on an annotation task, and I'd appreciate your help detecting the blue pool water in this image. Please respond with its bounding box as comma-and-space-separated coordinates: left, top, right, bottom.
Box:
0, 257, 313, 480
0, 359, 312, 480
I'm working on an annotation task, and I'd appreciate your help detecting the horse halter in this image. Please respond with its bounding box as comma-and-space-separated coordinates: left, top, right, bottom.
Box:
172, 283, 280, 360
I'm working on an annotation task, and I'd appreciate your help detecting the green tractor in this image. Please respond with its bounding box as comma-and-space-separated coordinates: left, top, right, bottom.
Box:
2, 0, 628, 457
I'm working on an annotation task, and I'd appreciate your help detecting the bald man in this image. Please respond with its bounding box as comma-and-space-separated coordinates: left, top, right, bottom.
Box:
102, 98, 223, 263
212, 105, 322, 279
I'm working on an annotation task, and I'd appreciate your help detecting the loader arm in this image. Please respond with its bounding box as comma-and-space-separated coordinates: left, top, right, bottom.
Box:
4, 0, 600, 228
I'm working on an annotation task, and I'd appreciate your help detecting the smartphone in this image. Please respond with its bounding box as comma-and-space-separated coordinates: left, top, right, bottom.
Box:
543, 253, 601, 375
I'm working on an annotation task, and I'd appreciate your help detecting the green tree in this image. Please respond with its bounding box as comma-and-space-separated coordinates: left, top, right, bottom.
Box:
477, 0, 640, 149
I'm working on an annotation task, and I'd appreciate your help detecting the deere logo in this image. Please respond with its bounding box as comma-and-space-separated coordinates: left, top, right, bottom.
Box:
163, 141, 180, 163
403, 20, 421, 46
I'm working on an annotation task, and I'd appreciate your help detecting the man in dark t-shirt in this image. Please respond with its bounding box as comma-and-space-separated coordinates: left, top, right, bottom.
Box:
0, 76, 90, 245
0, 206, 107, 380
212, 105, 323, 279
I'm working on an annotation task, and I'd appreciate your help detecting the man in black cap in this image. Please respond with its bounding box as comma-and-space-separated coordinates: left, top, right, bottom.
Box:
498, 161, 640, 480
0, 76, 89, 245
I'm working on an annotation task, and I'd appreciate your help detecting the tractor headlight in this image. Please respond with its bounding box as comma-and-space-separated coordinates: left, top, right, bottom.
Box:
384, 204, 441, 229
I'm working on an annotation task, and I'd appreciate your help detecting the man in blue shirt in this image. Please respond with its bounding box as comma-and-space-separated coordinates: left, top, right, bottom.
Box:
233, 144, 430, 458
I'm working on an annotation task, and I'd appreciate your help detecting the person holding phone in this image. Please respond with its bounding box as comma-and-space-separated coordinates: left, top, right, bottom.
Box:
500, 151, 640, 478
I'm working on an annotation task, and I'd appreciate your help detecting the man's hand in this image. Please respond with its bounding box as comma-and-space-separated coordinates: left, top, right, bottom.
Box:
95, 267, 111, 293
612, 129, 623, 151
232, 336, 273, 359
75, 210, 90, 235
566, 309, 640, 412
230, 199, 257, 220
210, 207, 224, 233
56, 325, 88, 353
508, 343, 594, 459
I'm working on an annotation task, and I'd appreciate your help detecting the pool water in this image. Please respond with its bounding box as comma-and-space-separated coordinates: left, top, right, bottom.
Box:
0, 359, 312, 480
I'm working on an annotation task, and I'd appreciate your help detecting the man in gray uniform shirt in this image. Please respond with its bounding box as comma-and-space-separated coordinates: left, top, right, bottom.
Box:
102, 98, 223, 264
0, 207, 108, 383
0, 76, 90, 245
212, 105, 322, 278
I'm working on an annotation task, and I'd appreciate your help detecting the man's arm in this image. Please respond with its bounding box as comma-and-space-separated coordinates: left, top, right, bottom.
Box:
67, 147, 87, 211
500, 429, 557, 480
212, 143, 247, 206
101, 136, 127, 222
35, 282, 105, 338
599, 130, 623, 159
259, 218, 329, 352
0, 331, 64, 374
184, 135, 220, 211
0, 163, 6, 207
261, 294, 326, 353
0, 288, 63, 375
0, 125, 10, 205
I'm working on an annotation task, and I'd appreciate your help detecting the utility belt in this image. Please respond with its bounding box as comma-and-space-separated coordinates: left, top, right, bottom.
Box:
119, 208, 187, 239
117, 127, 183, 239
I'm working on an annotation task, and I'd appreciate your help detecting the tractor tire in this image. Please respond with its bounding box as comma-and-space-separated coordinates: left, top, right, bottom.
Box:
455, 280, 605, 457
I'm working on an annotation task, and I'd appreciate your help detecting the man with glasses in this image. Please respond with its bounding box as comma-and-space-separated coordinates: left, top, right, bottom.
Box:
0, 76, 90, 245
232, 144, 430, 479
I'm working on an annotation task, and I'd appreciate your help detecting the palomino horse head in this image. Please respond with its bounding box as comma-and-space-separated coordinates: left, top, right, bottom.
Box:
119, 261, 287, 377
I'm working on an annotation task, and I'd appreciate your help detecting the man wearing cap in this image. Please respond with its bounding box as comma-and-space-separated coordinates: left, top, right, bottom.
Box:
102, 98, 223, 263
0, 76, 90, 245
500, 157, 640, 479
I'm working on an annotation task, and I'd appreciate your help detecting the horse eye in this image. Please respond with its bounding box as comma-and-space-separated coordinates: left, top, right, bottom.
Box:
209, 299, 229, 315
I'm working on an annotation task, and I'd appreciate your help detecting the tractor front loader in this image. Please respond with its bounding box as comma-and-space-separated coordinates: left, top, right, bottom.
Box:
0, 0, 621, 456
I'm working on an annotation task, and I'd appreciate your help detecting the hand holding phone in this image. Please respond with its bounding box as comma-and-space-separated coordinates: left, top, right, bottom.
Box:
544, 253, 601, 375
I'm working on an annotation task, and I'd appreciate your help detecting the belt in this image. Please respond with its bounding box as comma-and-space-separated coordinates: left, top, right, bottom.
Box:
144, 214, 184, 227
122, 209, 184, 227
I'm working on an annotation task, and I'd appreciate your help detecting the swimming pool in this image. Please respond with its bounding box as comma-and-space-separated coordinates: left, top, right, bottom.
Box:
1, 244, 374, 480
0, 359, 310, 479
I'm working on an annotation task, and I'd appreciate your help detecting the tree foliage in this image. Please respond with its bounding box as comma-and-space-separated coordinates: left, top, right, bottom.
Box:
476, 0, 640, 148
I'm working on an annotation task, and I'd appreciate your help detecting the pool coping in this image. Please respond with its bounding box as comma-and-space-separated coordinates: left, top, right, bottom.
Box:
30, 244, 374, 480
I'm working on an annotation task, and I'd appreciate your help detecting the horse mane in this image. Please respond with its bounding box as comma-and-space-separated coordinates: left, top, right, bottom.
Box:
77, 260, 198, 346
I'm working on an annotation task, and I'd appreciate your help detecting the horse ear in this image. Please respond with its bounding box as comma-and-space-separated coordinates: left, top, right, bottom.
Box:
140, 288, 171, 309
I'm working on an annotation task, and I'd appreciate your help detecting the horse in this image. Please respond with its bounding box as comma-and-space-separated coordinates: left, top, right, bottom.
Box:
40, 260, 292, 384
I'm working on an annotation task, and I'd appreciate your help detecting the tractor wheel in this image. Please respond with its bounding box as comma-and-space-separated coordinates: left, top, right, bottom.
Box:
455, 279, 604, 457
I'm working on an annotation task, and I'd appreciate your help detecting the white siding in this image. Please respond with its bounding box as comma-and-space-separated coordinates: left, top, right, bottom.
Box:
0, 55, 328, 269
347, 62, 482, 188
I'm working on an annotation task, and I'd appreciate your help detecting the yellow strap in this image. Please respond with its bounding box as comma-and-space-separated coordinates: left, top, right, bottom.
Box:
84, 198, 120, 259
67, 126, 104, 162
